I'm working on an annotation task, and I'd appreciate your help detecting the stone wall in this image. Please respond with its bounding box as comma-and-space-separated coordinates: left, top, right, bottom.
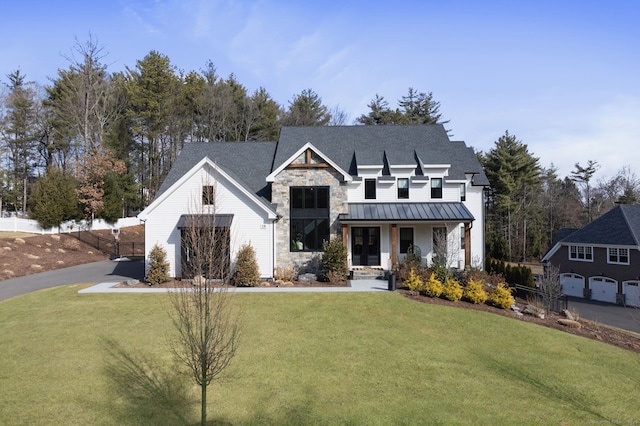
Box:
272, 166, 348, 274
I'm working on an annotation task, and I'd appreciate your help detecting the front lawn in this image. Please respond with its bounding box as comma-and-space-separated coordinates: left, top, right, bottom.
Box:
1, 286, 639, 424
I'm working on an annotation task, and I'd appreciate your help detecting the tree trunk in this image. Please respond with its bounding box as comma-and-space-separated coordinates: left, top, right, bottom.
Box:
201, 382, 207, 426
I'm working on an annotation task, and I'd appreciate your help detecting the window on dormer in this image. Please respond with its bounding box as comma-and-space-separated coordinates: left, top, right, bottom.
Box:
365, 179, 376, 199
431, 178, 443, 199
398, 178, 409, 199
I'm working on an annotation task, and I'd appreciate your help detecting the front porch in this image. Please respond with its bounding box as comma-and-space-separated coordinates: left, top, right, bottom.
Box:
338, 202, 474, 272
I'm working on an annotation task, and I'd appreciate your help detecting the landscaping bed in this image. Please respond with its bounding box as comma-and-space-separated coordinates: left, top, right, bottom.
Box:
400, 286, 640, 354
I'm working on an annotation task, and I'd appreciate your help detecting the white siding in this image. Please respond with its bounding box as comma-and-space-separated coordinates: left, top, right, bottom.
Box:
143, 164, 275, 278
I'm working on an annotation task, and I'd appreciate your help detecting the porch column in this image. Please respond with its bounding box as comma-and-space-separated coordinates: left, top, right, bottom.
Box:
342, 224, 348, 248
341, 223, 349, 271
465, 223, 471, 267
391, 224, 397, 269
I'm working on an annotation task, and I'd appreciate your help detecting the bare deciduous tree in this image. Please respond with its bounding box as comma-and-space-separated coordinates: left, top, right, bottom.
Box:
168, 179, 241, 425
539, 263, 563, 312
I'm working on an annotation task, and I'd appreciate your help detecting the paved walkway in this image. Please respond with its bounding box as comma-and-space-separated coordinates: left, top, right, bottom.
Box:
79, 279, 390, 294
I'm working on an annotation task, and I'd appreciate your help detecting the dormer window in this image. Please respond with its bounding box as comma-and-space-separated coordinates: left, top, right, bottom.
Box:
431, 178, 443, 199
365, 179, 376, 200
398, 178, 409, 199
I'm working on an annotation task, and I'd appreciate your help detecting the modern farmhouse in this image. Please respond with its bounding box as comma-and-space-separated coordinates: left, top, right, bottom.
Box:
138, 125, 490, 280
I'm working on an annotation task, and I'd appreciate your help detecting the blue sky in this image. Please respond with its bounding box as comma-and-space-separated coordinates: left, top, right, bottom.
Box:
1, 0, 638, 181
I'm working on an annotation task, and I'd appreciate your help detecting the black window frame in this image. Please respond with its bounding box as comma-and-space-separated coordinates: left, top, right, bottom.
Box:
364, 179, 376, 200
460, 183, 466, 202
431, 178, 443, 199
290, 186, 330, 252
202, 185, 214, 205
399, 227, 414, 254
397, 178, 409, 199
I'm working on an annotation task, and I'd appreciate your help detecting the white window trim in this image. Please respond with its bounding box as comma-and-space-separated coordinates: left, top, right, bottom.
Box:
568, 245, 593, 262
607, 247, 630, 265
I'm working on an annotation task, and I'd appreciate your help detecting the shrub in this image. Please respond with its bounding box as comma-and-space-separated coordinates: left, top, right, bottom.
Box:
422, 273, 444, 298
233, 243, 261, 287
321, 238, 348, 281
489, 283, 515, 309
404, 269, 423, 293
274, 265, 297, 281
442, 278, 463, 301
62, 238, 80, 251
463, 278, 488, 304
147, 243, 170, 285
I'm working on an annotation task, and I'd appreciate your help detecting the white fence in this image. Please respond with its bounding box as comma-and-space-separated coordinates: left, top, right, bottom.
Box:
0, 216, 142, 234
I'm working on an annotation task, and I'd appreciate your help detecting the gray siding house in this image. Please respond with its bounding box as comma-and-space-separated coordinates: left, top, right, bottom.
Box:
138, 125, 490, 280
541, 204, 640, 306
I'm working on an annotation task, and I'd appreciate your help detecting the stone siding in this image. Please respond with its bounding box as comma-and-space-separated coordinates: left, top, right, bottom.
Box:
272, 166, 348, 274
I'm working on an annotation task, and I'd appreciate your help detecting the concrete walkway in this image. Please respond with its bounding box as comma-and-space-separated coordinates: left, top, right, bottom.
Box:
79, 278, 390, 294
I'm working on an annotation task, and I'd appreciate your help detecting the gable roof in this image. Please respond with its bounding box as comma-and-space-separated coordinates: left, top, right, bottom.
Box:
541, 205, 640, 261
155, 141, 277, 201
266, 142, 352, 182
273, 125, 490, 186
141, 142, 278, 219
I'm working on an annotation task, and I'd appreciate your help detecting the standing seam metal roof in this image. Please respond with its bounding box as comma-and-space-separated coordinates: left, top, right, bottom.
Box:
339, 202, 474, 221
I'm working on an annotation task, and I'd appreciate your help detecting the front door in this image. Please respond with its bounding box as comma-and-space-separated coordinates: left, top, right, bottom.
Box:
352, 227, 380, 266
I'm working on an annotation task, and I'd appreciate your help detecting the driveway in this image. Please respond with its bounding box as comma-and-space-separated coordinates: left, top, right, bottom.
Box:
0, 258, 144, 302
567, 297, 640, 334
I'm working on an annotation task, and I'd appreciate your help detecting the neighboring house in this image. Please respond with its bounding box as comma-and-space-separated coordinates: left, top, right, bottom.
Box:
541, 204, 640, 306
138, 125, 490, 280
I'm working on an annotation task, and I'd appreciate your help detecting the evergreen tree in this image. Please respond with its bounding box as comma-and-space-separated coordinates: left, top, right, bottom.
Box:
29, 167, 79, 229
281, 88, 331, 126
480, 131, 542, 262
571, 160, 599, 223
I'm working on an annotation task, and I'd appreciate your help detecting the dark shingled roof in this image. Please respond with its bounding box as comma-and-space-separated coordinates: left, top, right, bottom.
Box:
339, 202, 474, 222
275, 125, 489, 186
155, 141, 277, 202
558, 205, 640, 246
153, 125, 489, 208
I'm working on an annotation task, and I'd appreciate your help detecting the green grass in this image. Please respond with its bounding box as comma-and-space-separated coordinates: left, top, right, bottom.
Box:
1, 286, 640, 425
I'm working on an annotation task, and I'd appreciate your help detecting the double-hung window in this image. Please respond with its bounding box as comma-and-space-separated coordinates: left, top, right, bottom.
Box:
569, 245, 593, 261
431, 178, 443, 199
608, 248, 629, 264
364, 179, 376, 200
397, 178, 409, 199
290, 187, 330, 251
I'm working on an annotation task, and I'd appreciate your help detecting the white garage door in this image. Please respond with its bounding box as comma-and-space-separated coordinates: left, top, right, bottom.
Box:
590, 277, 617, 304
560, 273, 585, 298
623, 281, 640, 307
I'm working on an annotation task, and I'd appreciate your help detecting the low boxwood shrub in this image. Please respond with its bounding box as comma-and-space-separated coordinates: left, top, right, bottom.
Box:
489, 283, 515, 309
422, 273, 444, 298
463, 278, 488, 304
442, 278, 463, 302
